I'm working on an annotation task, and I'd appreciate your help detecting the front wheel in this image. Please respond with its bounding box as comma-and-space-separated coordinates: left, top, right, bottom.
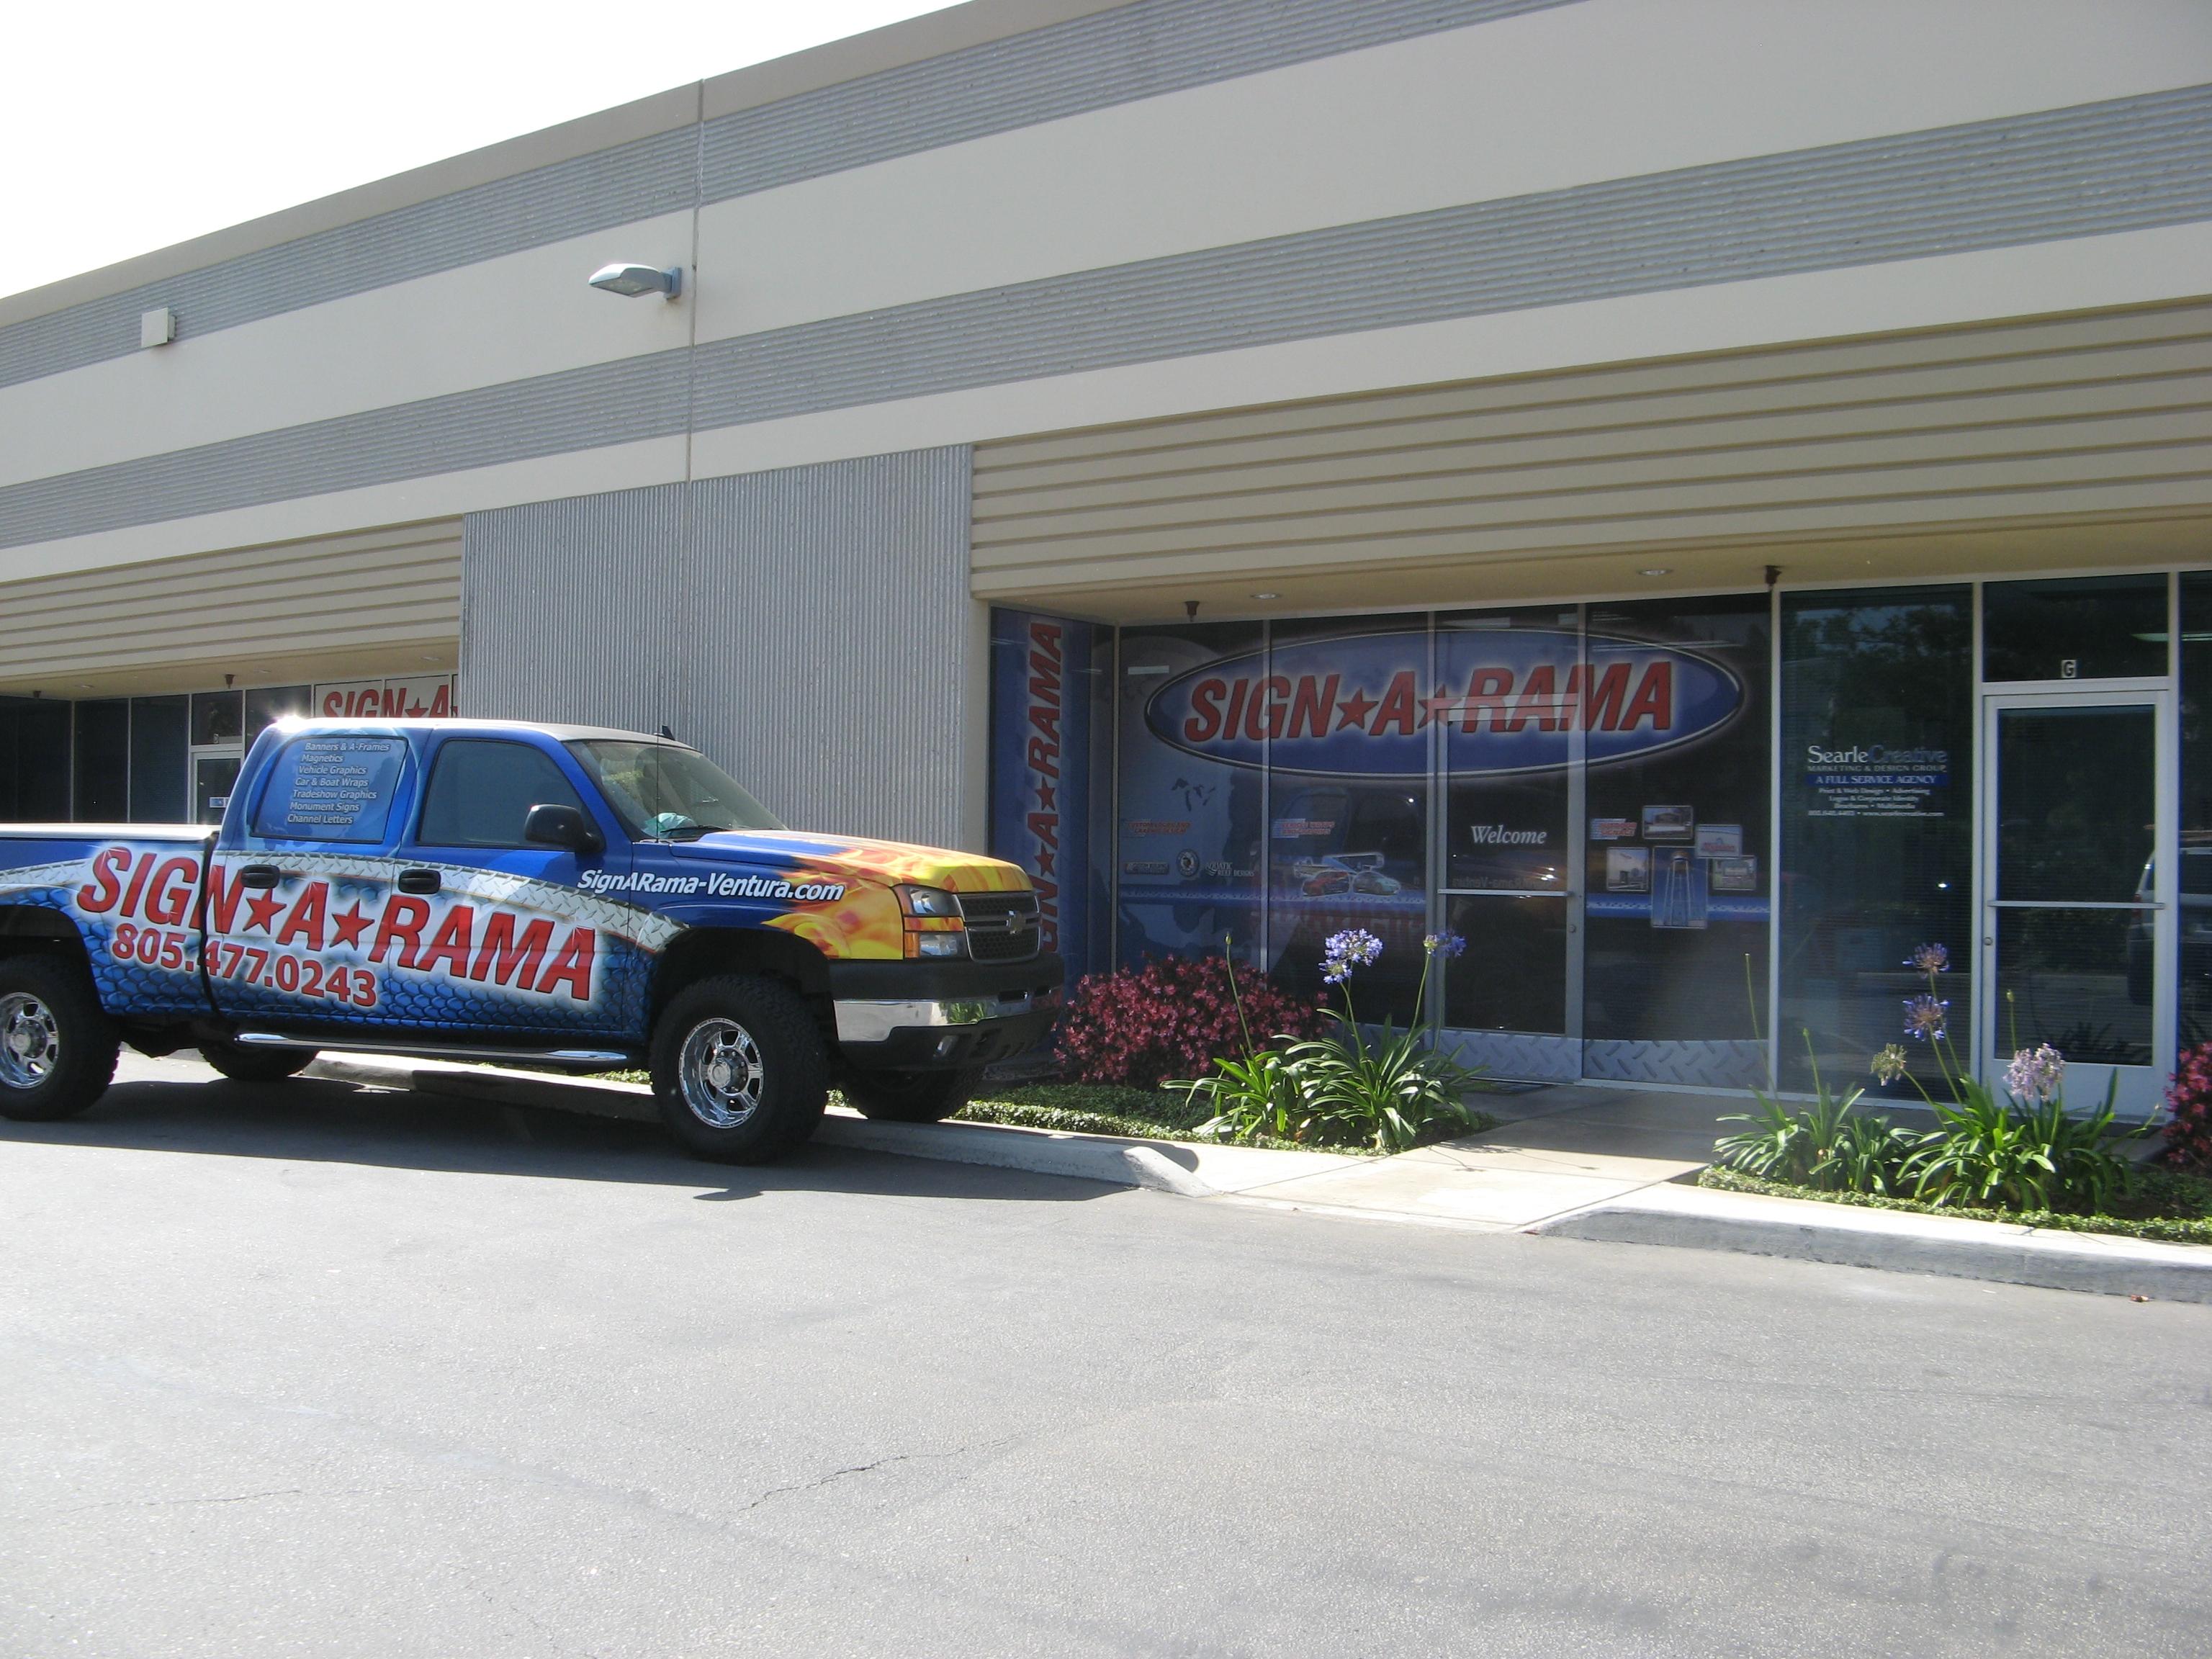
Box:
840, 1065, 984, 1124
199, 1041, 316, 1083
650, 975, 827, 1163
0, 954, 120, 1122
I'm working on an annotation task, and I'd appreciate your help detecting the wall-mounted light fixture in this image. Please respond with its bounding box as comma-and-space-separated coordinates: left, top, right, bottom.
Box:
588, 261, 683, 300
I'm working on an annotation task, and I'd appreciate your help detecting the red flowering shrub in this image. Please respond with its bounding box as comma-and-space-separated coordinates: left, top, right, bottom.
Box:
1056, 954, 1327, 1089
2162, 1043, 2212, 1170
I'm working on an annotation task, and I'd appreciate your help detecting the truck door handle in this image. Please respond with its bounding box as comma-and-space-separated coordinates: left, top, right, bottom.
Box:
397, 868, 441, 896
238, 865, 282, 890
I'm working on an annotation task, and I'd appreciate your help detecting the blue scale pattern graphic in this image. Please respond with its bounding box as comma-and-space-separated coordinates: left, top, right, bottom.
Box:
0, 838, 214, 1020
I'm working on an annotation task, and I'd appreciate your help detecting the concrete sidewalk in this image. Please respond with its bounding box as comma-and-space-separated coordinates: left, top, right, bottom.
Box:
298, 1056, 2212, 1300
302, 1056, 1717, 1227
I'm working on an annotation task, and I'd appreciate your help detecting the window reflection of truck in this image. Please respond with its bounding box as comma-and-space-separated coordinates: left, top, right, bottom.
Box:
2129, 844, 2212, 1004
1290, 851, 1402, 897
1272, 786, 1424, 902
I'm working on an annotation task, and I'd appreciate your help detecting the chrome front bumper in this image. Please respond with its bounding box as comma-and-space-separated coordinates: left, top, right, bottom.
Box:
832, 989, 1056, 1045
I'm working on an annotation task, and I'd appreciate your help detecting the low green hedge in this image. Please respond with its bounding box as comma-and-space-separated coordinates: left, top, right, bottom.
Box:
951, 1081, 1495, 1156
1698, 1162, 2212, 1246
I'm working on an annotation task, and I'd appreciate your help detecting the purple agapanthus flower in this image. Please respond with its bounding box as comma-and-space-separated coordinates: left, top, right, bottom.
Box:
1422, 932, 1467, 959
2004, 1043, 2064, 1106
1909, 943, 1950, 975
1321, 957, 1352, 985
1903, 993, 1949, 1041
1322, 929, 1383, 972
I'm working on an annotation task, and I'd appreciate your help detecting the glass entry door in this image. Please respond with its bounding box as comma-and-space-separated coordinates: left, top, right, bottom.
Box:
1980, 692, 2172, 1115
1434, 611, 1583, 1080
192, 751, 241, 825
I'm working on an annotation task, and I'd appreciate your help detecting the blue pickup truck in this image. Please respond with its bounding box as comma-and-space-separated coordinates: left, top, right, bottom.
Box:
0, 718, 1061, 1161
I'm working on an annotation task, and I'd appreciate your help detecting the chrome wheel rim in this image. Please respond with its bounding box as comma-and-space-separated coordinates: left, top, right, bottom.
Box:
678, 1017, 765, 1129
0, 992, 60, 1089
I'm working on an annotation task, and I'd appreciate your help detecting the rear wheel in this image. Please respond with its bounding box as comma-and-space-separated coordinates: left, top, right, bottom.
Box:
199, 1042, 316, 1083
0, 954, 119, 1123
650, 975, 827, 1163
840, 1065, 984, 1124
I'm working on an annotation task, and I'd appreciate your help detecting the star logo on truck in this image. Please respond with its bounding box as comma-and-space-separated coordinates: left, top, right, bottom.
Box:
329, 904, 374, 949
242, 891, 284, 934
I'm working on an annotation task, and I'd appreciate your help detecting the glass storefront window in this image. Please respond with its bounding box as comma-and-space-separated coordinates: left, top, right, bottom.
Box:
1263, 616, 1430, 1023
0, 698, 70, 820
1581, 595, 1770, 1082
72, 701, 128, 822
244, 685, 314, 738
1114, 620, 1267, 974
127, 696, 188, 822
2176, 573, 2212, 1051
1779, 588, 1972, 1094
190, 691, 243, 747
1984, 574, 2166, 683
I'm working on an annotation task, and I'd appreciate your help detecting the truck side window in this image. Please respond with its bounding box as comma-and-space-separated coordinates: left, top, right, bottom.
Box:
418, 739, 587, 849
249, 734, 408, 842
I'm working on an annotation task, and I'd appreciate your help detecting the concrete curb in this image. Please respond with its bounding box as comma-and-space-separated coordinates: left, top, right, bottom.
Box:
1534, 1180, 2212, 1303
300, 1053, 1342, 1197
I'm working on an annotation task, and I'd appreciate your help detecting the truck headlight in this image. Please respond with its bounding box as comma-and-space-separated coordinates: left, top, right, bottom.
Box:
898, 886, 961, 918
914, 932, 967, 958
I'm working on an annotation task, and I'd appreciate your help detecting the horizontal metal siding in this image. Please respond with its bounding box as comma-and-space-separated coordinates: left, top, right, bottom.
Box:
0, 353, 693, 551
689, 85, 2212, 431
0, 522, 460, 680
0, 130, 701, 395
971, 303, 2212, 593
0, 0, 1569, 392
8, 84, 2211, 554
462, 449, 973, 845
698, 0, 1573, 199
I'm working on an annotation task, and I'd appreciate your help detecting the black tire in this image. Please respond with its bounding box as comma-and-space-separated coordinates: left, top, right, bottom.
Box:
0, 953, 120, 1123
649, 974, 827, 1163
840, 1065, 984, 1124
199, 1041, 316, 1083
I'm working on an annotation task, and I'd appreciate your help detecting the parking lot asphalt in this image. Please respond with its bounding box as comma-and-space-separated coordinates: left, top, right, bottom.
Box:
3, 1053, 2210, 1658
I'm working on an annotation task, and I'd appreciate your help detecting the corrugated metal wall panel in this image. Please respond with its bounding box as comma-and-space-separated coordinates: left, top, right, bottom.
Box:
10, 86, 2212, 553
463, 449, 975, 847
971, 303, 2212, 597
0, 522, 460, 680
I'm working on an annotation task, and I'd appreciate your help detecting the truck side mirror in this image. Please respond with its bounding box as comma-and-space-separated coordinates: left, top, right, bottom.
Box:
523, 803, 604, 855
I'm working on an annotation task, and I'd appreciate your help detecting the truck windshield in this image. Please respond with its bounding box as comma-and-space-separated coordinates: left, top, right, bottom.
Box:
566, 740, 785, 841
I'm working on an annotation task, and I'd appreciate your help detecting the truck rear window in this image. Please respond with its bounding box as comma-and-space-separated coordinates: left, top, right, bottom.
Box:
249, 734, 407, 842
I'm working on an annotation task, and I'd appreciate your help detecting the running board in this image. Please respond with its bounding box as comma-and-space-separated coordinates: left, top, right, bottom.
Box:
233, 1031, 634, 1070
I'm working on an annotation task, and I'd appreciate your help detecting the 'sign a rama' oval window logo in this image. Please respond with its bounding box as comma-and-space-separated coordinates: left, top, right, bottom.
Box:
1143, 629, 1743, 780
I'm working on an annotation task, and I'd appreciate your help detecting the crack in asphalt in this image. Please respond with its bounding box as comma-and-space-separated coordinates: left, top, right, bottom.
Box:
734, 1438, 1013, 1516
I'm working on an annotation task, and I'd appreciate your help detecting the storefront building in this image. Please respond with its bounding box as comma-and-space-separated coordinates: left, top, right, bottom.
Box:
4, 0, 2210, 1106
992, 573, 2212, 1111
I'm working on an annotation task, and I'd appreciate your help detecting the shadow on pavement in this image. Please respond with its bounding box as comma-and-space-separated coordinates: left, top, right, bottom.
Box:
0, 1071, 1109, 1205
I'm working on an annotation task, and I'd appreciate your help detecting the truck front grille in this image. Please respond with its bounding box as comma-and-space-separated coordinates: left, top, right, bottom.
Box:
958, 891, 1042, 963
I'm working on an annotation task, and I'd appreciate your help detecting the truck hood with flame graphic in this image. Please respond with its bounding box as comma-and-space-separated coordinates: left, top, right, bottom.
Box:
682, 830, 1030, 894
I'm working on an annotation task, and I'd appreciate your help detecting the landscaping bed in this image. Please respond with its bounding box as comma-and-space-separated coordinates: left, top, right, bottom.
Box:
1697, 1162, 2212, 1247
948, 1080, 1496, 1156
